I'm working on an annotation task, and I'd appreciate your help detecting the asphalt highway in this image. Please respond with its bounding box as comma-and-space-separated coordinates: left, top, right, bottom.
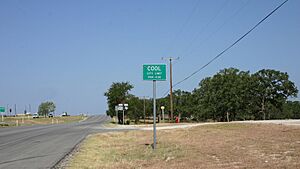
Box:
0, 115, 110, 169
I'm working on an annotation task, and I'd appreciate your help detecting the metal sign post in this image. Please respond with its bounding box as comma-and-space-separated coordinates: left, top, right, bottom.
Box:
118, 104, 123, 125
122, 109, 125, 125
115, 106, 118, 123
153, 80, 157, 149
117, 104, 128, 125
124, 104, 128, 125
143, 64, 166, 150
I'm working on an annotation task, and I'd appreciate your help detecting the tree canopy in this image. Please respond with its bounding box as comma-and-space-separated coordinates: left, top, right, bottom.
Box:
253, 69, 298, 120
191, 68, 298, 121
38, 101, 56, 116
104, 82, 134, 117
104, 68, 299, 123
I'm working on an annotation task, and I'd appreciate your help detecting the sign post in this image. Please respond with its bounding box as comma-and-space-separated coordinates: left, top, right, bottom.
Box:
118, 104, 128, 125
143, 64, 166, 149
153, 80, 157, 149
115, 106, 118, 123
124, 104, 128, 125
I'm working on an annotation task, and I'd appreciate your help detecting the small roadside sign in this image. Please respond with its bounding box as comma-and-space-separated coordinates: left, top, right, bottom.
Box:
0, 107, 5, 122
0, 107, 5, 113
117, 105, 123, 111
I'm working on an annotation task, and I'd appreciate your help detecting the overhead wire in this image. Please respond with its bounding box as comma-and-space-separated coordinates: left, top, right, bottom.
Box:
161, 0, 230, 97
178, 0, 230, 57
162, 0, 246, 97
164, 0, 201, 55
162, 0, 289, 97
182, 0, 250, 58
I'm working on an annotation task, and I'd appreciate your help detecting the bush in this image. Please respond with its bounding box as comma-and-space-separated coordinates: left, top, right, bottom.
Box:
0, 123, 9, 127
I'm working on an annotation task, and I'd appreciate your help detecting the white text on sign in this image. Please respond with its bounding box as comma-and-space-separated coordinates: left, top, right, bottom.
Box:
147, 66, 161, 72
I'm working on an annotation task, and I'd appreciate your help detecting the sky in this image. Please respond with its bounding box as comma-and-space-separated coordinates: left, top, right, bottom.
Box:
0, 0, 299, 115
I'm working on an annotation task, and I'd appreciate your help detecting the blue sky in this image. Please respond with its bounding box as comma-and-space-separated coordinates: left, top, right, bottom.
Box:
0, 0, 299, 115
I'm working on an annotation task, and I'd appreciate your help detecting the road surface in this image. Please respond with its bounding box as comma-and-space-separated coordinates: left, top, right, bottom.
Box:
0, 115, 110, 169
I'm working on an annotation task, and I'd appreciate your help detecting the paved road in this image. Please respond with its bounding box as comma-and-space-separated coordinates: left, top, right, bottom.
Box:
0, 115, 110, 169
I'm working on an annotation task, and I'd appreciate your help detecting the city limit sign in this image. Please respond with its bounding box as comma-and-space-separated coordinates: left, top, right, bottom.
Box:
143, 64, 166, 81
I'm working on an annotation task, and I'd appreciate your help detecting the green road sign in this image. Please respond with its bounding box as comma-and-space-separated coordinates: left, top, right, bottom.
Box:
0, 107, 5, 113
143, 64, 166, 81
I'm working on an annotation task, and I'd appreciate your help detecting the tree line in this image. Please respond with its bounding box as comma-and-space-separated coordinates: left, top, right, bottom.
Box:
105, 68, 299, 123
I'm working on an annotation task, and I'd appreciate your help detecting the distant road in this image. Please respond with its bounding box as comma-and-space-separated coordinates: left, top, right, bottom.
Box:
0, 115, 110, 169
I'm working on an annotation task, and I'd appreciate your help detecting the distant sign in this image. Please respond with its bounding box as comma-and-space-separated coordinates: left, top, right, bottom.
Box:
0, 107, 5, 113
118, 104, 123, 111
117, 104, 129, 111
143, 64, 166, 81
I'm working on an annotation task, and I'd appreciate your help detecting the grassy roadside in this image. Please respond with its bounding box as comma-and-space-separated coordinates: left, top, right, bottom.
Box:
0, 116, 85, 127
67, 123, 300, 169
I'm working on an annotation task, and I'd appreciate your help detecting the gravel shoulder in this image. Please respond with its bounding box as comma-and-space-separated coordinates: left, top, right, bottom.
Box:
104, 119, 300, 131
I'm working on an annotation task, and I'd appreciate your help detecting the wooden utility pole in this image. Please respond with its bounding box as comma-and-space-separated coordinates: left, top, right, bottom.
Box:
162, 57, 179, 121
139, 96, 149, 124
169, 58, 174, 121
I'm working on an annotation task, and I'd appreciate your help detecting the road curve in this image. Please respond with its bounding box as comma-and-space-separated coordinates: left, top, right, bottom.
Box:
0, 115, 110, 169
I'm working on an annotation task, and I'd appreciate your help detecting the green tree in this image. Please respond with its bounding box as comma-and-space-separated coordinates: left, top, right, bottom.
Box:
38, 101, 56, 117
192, 77, 215, 121
281, 101, 300, 119
104, 82, 134, 118
253, 69, 298, 120
127, 95, 143, 124
193, 68, 252, 121
173, 89, 193, 119
192, 68, 298, 121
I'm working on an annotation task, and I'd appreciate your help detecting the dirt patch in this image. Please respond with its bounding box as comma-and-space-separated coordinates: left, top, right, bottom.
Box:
67, 123, 300, 169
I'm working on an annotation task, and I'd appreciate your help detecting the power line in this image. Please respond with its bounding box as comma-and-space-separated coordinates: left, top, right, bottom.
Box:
165, 0, 201, 54
182, 0, 250, 58
161, 0, 229, 97
162, 0, 289, 97
178, 0, 230, 57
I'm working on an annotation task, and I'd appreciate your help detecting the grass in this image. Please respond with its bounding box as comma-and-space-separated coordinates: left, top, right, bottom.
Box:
0, 115, 85, 127
67, 131, 184, 169
67, 123, 300, 169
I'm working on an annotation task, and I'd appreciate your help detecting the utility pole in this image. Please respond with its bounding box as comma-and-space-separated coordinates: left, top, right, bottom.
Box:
162, 57, 179, 121
141, 96, 149, 124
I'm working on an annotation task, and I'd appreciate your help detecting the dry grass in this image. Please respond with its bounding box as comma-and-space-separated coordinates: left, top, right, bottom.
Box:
1, 116, 84, 127
67, 123, 300, 169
